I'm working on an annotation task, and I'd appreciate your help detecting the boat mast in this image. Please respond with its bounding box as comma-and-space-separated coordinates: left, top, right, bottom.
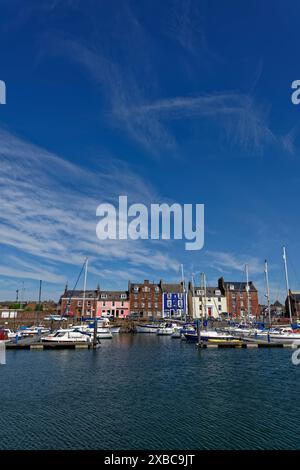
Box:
192, 273, 200, 341
264, 260, 271, 327
181, 264, 186, 321
81, 257, 88, 323
191, 273, 196, 320
283, 246, 293, 325
203, 272, 207, 327
245, 264, 250, 324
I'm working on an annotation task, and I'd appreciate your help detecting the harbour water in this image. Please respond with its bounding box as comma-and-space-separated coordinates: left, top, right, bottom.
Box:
1, 334, 300, 450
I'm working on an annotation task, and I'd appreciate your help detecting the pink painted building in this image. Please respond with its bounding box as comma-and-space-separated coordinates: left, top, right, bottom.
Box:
96, 291, 130, 318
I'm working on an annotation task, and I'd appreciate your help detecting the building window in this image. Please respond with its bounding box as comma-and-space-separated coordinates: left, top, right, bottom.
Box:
167, 300, 172, 307
101, 294, 107, 299
133, 286, 139, 292
178, 300, 183, 308
178, 293, 183, 299
155, 287, 159, 292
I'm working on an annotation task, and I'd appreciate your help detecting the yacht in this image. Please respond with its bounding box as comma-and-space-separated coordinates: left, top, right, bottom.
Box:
135, 323, 159, 333
184, 329, 234, 343
156, 323, 178, 336
17, 326, 50, 337
42, 329, 91, 343
72, 325, 112, 339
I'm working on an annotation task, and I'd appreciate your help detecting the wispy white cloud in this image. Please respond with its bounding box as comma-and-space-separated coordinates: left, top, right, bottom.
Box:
206, 250, 264, 275
130, 93, 277, 154
0, 127, 181, 294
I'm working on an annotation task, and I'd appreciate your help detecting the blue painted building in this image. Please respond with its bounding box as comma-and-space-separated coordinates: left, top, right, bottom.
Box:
162, 282, 187, 319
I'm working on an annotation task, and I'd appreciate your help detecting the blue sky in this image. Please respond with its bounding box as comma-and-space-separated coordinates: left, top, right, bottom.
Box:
0, 0, 300, 302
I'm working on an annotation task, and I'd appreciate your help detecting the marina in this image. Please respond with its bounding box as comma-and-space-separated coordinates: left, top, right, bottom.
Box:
1, 334, 300, 450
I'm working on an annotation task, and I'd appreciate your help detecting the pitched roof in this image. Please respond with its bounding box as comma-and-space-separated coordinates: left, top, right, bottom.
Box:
99, 291, 129, 301
272, 300, 284, 307
129, 280, 161, 292
290, 292, 300, 302
161, 282, 184, 293
193, 287, 223, 297
223, 281, 257, 292
61, 290, 98, 299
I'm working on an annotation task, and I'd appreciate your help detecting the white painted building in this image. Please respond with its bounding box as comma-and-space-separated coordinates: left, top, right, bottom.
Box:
188, 286, 227, 319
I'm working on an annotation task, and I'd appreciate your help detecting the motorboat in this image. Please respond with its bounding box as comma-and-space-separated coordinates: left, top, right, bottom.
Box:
17, 326, 50, 337
109, 326, 120, 334
156, 322, 179, 336
72, 325, 113, 339
42, 329, 91, 343
135, 323, 159, 333
172, 324, 195, 339
3, 329, 20, 341
184, 329, 234, 343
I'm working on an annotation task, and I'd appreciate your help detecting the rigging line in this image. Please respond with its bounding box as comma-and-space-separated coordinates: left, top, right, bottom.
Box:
63, 259, 87, 316
206, 276, 221, 318
288, 255, 300, 292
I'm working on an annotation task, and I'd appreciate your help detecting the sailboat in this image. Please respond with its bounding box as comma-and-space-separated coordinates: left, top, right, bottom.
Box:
266, 247, 300, 343
186, 272, 235, 343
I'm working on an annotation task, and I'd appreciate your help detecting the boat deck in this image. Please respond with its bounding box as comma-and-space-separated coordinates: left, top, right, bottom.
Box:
198, 341, 299, 349
6, 341, 91, 349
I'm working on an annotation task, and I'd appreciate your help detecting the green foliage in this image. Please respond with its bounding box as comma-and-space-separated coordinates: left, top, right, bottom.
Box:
9, 303, 21, 309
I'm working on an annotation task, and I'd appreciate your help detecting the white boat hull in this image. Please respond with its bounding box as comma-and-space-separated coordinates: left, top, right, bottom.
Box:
156, 328, 174, 335
135, 325, 158, 333
110, 327, 120, 334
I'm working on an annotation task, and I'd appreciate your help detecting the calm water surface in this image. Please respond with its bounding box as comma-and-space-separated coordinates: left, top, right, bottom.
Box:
1, 335, 300, 449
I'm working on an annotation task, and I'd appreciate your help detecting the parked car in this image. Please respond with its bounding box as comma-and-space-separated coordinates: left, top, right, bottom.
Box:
44, 315, 67, 321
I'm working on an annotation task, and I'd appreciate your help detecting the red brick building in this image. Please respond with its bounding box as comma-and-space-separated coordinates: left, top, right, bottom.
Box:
218, 277, 259, 319
285, 291, 300, 320
128, 280, 163, 319
59, 286, 100, 319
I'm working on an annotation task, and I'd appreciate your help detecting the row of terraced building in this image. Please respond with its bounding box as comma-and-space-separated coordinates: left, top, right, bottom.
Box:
59, 277, 259, 320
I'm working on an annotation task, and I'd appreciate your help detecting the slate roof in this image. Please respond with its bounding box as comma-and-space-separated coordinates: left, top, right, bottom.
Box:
290, 292, 300, 302
223, 281, 257, 292
193, 287, 223, 297
61, 290, 98, 299
99, 291, 129, 301
161, 282, 184, 293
